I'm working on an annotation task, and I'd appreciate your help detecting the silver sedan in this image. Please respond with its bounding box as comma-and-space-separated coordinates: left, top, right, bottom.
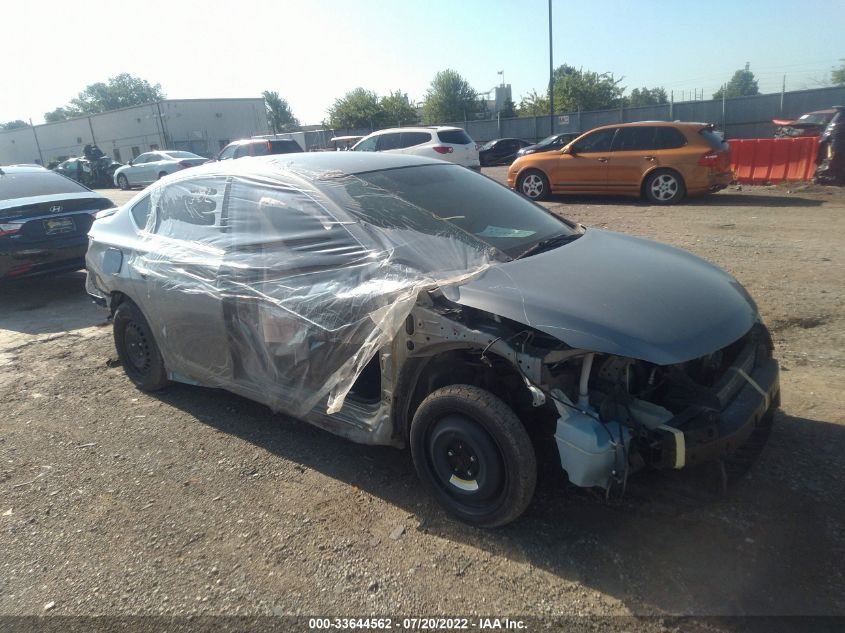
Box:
112, 151, 206, 190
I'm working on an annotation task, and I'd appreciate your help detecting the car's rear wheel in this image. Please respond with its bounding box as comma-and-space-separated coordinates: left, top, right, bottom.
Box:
644, 169, 685, 205
113, 300, 169, 392
117, 174, 129, 190
410, 385, 537, 528
518, 169, 550, 201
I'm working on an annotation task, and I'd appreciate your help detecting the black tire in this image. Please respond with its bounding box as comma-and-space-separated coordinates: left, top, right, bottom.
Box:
409, 385, 537, 528
113, 300, 169, 392
643, 169, 685, 205
517, 169, 550, 201
117, 174, 129, 190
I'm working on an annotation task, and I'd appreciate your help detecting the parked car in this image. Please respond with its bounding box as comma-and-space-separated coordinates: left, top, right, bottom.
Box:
211, 138, 303, 162
113, 151, 207, 190
329, 135, 364, 151
773, 108, 839, 138
509, 122, 732, 204
353, 126, 480, 170
479, 138, 531, 166
54, 155, 122, 188
86, 153, 779, 527
1, 165, 114, 280
516, 133, 580, 158
814, 105, 845, 185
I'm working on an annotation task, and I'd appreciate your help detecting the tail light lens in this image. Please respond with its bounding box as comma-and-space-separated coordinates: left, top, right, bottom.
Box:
698, 152, 720, 167
0, 223, 22, 237
178, 161, 193, 169
432, 146, 454, 155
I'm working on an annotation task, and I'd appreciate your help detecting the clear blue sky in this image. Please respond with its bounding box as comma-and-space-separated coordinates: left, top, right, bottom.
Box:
3, 0, 843, 125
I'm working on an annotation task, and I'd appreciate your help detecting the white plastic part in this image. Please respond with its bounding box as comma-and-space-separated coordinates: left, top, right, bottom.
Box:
657, 424, 686, 469
577, 352, 595, 410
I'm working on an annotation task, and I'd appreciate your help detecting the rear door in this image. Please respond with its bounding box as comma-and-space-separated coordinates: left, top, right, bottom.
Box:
607, 126, 662, 192
552, 127, 617, 191
143, 177, 232, 378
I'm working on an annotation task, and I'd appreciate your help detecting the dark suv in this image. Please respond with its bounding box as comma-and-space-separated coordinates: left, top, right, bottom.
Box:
213, 138, 302, 161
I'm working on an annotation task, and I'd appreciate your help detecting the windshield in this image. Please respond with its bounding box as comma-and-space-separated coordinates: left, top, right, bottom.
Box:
325, 164, 576, 259
537, 135, 557, 145
0, 170, 89, 199
481, 141, 496, 150
163, 151, 201, 159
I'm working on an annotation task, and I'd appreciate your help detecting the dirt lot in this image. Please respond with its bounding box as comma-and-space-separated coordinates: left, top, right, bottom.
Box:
1, 175, 844, 626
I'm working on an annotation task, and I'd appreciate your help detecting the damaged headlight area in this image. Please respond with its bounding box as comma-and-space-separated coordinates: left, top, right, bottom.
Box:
541, 324, 780, 491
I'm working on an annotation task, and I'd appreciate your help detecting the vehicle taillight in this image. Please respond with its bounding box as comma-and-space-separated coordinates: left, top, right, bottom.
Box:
432, 146, 454, 154
178, 161, 193, 169
698, 152, 720, 167
0, 223, 22, 237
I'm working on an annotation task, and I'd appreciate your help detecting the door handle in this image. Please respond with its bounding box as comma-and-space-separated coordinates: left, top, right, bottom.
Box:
643, 155, 656, 161
597, 157, 608, 163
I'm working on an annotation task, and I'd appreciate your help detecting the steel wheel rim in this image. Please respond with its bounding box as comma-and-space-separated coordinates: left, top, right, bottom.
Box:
124, 322, 151, 374
522, 174, 544, 198
650, 174, 678, 201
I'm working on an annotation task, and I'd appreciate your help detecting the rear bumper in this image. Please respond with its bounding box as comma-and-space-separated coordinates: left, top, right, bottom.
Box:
0, 236, 88, 280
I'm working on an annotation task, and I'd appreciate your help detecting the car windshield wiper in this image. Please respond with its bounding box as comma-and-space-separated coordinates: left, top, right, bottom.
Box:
515, 232, 582, 259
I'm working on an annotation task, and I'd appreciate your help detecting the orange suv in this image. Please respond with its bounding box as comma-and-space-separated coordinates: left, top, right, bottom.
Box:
507, 121, 732, 204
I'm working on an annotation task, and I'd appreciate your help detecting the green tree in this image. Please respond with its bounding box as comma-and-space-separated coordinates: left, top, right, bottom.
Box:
0, 119, 29, 130
422, 69, 481, 124
832, 59, 845, 86
328, 88, 385, 129
552, 64, 625, 112
625, 86, 668, 107
263, 90, 300, 133
517, 90, 549, 116
713, 63, 760, 99
69, 73, 165, 114
499, 98, 517, 118
381, 90, 418, 126
44, 107, 74, 122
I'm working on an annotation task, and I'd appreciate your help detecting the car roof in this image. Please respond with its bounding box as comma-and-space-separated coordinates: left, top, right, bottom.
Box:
363, 126, 464, 135
159, 151, 445, 183
0, 164, 48, 173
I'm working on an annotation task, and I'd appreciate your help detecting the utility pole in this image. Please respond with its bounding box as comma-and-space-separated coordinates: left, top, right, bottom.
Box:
29, 118, 44, 166
548, 0, 554, 133
780, 75, 786, 113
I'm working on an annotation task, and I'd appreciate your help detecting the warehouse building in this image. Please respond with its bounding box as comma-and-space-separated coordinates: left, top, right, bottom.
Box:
0, 98, 269, 166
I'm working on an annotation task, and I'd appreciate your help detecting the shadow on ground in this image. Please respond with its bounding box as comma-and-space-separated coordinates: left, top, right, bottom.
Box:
0, 271, 106, 335
154, 382, 845, 617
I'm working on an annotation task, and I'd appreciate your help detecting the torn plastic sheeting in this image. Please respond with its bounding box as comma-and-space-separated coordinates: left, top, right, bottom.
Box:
131, 166, 493, 417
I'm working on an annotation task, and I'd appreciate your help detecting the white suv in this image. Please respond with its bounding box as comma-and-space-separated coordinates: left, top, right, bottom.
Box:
352, 126, 480, 170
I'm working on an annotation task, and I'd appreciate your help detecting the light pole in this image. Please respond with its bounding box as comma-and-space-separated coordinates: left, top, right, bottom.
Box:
548, 0, 554, 132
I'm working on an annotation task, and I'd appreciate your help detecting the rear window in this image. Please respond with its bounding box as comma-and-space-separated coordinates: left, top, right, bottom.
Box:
269, 140, 302, 154
163, 151, 200, 159
437, 129, 473, 145
0, 170, 88, 199
699, 129, 729, 151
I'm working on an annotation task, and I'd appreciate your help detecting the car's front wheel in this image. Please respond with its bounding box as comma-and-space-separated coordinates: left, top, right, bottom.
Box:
517, 169, 550, 201
117, 174, 129, 190
644, 169, 685, 205
410, 385, 537, 528
113, 300, 169, 392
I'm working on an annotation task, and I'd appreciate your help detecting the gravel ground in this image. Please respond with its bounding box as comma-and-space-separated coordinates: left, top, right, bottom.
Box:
1, 175, 844, 627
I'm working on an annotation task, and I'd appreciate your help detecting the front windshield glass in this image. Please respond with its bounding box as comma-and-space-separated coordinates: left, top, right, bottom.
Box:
324, 164, 576, 259
163, 151, 201, 159
481, 141, 496, 150
537, 135, 557, 145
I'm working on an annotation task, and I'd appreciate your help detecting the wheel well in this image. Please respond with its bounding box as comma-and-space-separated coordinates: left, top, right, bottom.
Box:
640, 167, 685, 197
394, 349, 545, 443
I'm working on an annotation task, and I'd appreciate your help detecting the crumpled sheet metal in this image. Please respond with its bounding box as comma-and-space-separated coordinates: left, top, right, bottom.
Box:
131, 162, 492, 417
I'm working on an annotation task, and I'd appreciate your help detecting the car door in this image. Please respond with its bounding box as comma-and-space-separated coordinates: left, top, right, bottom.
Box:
129, 153, 152, 185
142, 176, 232, 380
607, 126, 661, 192
220, 179, 367, 405
551, 127, 617, 192
144, 152, 169, 182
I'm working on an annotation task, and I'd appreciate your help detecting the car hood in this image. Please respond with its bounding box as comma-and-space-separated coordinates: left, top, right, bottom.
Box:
517, 143, 544, 154
444, 229, 758, 365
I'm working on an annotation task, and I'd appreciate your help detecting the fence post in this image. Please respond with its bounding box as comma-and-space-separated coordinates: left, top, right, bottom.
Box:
669, 91, 673, 120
